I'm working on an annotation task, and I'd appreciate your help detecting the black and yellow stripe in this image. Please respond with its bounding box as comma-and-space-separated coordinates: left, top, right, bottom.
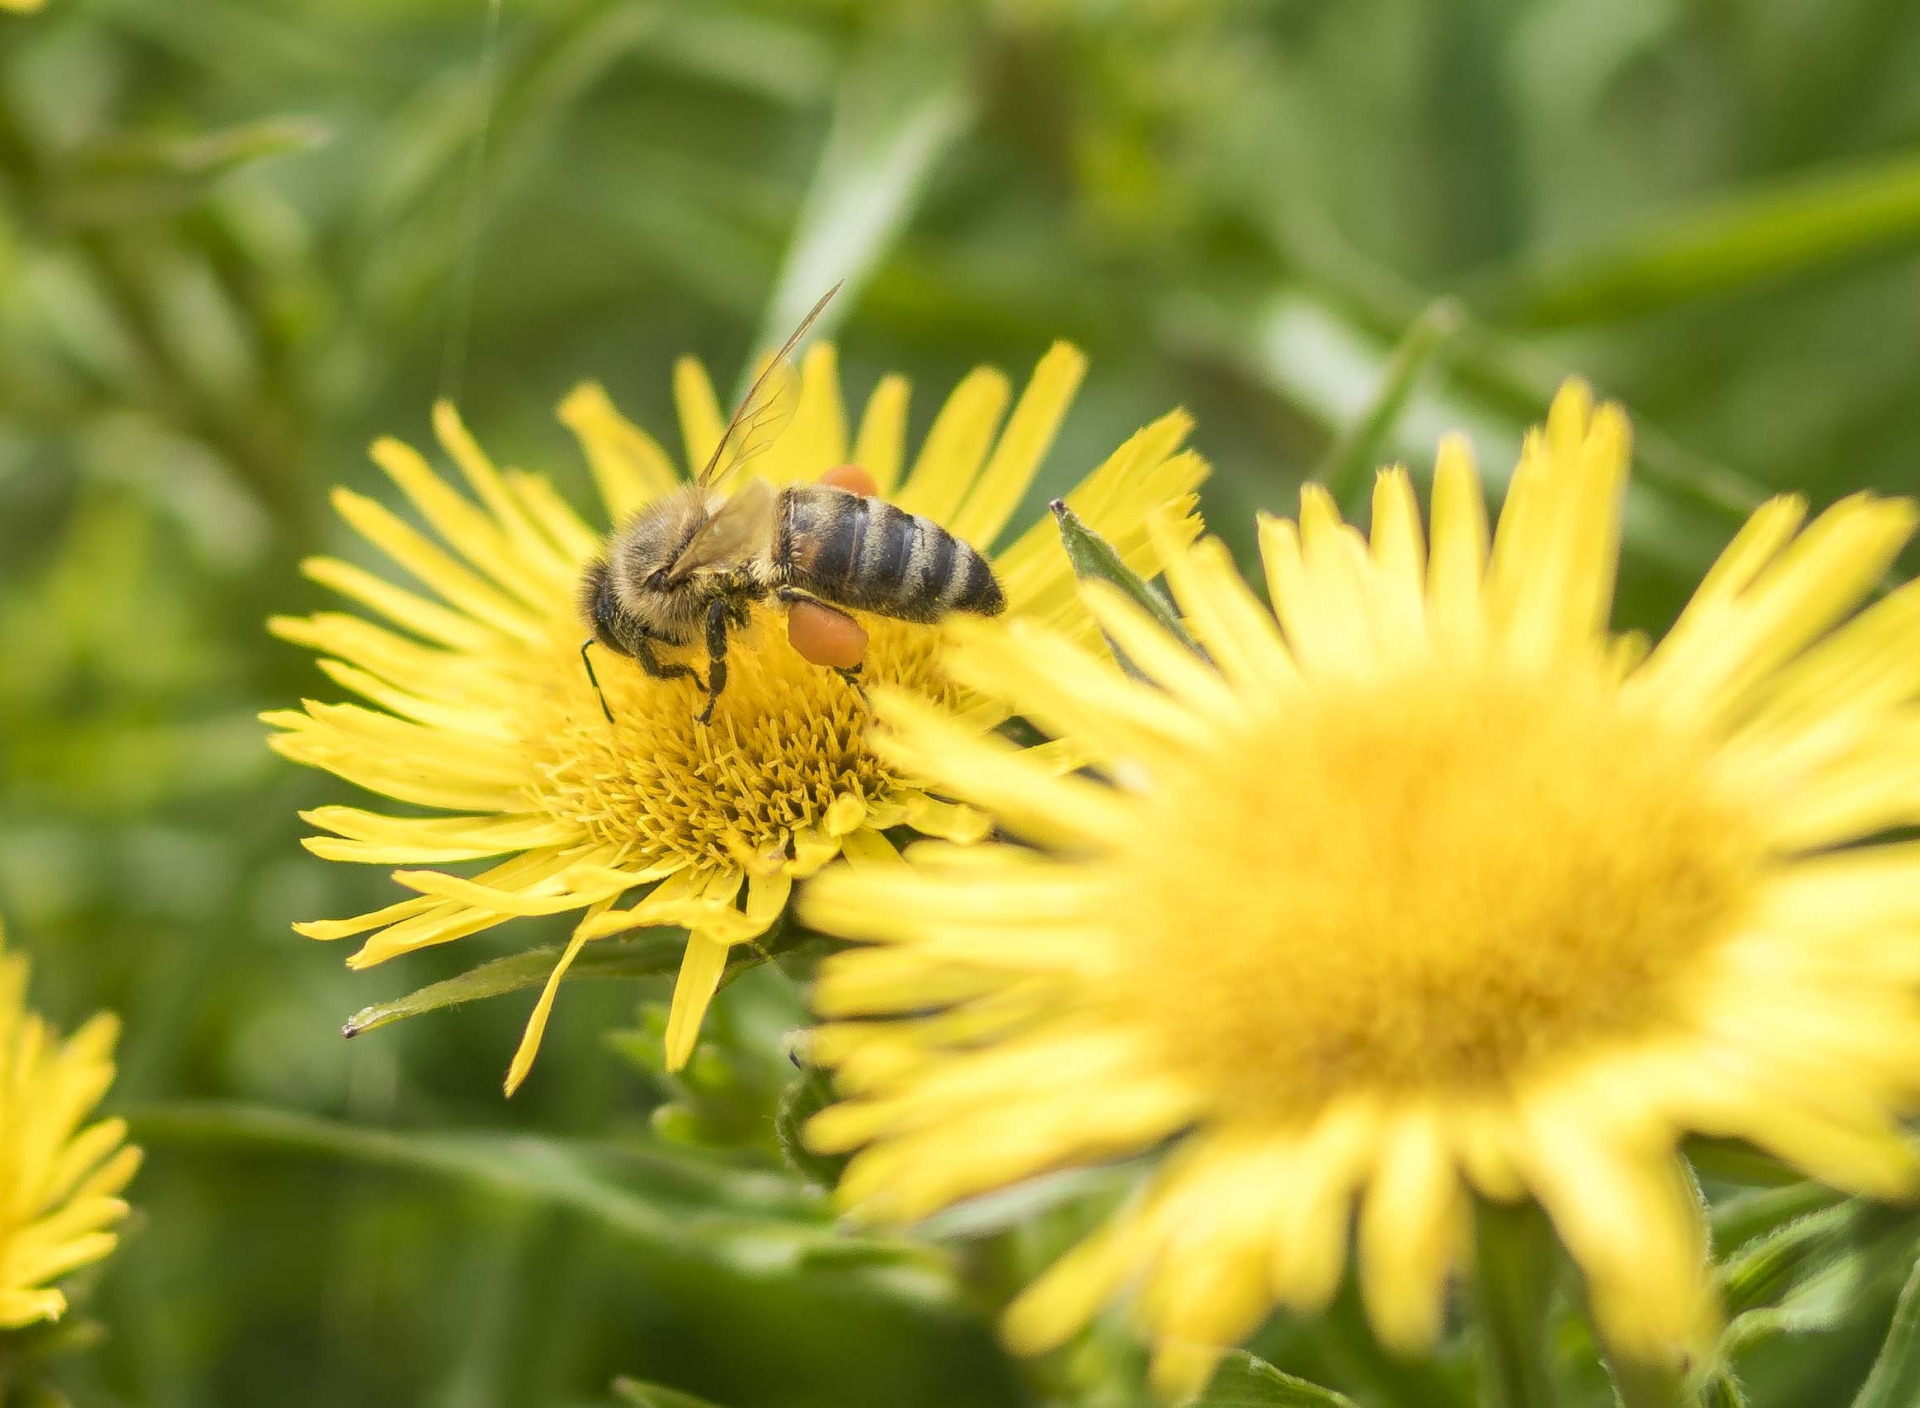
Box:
778, 485, 1004, 622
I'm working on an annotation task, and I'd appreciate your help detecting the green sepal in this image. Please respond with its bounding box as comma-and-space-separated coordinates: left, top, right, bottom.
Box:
774, 1063, 847, 1189
1050, 498, 1200, 678
1190, 1351, 1361, 1406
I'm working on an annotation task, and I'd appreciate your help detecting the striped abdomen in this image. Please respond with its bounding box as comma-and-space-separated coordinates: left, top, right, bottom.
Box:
776, 484, 1004, 623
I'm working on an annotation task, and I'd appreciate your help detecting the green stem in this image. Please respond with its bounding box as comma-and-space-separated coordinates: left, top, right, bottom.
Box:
1475, 1199, 1558, 1408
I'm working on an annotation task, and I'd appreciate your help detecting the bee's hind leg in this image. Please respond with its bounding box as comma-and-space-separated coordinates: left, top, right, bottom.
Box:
777, 589, 867, 694
697, 598, 733, 726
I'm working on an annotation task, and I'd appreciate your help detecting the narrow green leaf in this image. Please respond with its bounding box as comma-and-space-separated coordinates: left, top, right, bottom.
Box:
1243, 201, 1774, 534
125, 1102, 959, 1295
341, 931, 690, 1038
1192, 1351, 1360, 1407
774, 1065, 846, 1189
1313, 297, 1463, 509
1710, 1180, 1846, 1259
1051, 498, 1200, 677
1687, 1138, 1805, 1192
612, 1379, 727, 1408
642, 7, 834, 106
1720, 1202, 1918, 1355
1472, 150, 1920, 328
1697, 1370, 1750, 1408
1853, 1251, 1920, 1408
85, 116, 331, 182
753, 25, 975, 362
1474, 1199, 1558, 1408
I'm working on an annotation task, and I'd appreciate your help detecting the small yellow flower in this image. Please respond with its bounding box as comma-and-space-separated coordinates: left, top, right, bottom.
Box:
0, 1, 46, 13
269, 343, 1206, 1093
0, 922, 141, 1330
800, 382, 1920, 1392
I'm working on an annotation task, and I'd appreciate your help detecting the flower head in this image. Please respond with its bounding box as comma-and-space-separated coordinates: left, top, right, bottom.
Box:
800, 382, 1920, 1392
269, 342, 1205, 1092
0, 922, 140, 1329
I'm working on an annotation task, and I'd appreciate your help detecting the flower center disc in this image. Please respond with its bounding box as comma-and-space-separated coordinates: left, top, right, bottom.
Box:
524, 614, 948, 869
1109, 663, 1764, 1119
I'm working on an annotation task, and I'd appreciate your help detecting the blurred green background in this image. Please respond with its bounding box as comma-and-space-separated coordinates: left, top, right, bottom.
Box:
4, 1, 1920, 1405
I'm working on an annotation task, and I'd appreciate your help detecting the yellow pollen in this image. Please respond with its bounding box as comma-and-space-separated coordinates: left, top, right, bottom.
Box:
1106, 662, 1766, 1117
523, 612, 952, 869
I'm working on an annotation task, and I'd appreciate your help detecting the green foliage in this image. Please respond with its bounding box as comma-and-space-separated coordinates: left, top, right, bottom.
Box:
1192, 1352, 1359, 1407
4, 0, 1920, 1405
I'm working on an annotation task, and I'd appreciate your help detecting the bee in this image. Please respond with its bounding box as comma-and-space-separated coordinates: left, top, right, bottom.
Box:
579, 285, 1006, 725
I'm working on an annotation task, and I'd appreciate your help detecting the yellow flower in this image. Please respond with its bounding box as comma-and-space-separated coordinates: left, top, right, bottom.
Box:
268, 342, 1206, 1093
0, 922, 140, 1330
0, 1, 46, 13
800, 381, 1920, 1393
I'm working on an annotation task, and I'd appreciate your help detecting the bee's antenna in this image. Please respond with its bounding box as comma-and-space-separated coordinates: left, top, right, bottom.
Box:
580, 639, 615, 725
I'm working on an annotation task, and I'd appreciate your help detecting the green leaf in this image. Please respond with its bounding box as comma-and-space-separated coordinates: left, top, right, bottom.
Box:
1688, 1138, 1807, 1192
1472, 149, 1920, 328
1191, 1351, 1360, 1407
1051, 498, 1200, 677
1710, 1181, 1846, 1260
1474, 1199, 1557, 1408
1853, 1250, 1920, 1408
341, 931, 689, 1038
612, 1378, 728, 1408
638, 10, 832, 106
1720, 1202, 1918, 1355
126, 1102, 969, 1308
1242, 205, 1774, 535
752, 23, 976, 367
1312, 297, 1463, 509
774, 1064, 846, 1189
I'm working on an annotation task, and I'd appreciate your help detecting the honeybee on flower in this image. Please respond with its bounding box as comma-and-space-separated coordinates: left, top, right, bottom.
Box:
269, 320, 1206, 1092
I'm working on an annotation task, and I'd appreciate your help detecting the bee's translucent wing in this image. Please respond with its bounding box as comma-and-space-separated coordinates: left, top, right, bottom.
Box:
665, 478, 778, 585
698, 358, 800, 491
696, 282, 843, 489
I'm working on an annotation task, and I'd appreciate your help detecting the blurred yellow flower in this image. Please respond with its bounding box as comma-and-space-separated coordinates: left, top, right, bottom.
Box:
0, 1, 46, 13
801, 382, 1920, 1392
0, 922, 140, 1330
268, 343, 1205, 1093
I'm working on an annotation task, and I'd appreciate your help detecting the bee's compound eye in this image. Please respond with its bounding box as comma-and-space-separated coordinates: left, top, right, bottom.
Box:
587, 571, 630, 655
817, 463, 879, 497
787, 600, 868, 669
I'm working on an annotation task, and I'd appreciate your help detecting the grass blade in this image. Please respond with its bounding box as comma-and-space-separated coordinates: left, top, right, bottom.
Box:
1312, 297, 1463, 510
341, 931, 693, 1039
753, 28, 975, 362
1472, 150, 1920, 328
1853, 1251, 1920, 1408
124, 1101, 955, 1293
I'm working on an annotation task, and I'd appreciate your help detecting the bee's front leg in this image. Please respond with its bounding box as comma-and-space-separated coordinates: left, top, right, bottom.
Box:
697, 597, 732, 725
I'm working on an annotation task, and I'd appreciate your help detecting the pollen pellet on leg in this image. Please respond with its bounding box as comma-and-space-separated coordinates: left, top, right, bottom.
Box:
818, 463, 880, 497
788, 599, 869, 669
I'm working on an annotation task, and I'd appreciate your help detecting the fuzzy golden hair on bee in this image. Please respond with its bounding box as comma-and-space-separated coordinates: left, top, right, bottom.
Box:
573, 283, 1006, 727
